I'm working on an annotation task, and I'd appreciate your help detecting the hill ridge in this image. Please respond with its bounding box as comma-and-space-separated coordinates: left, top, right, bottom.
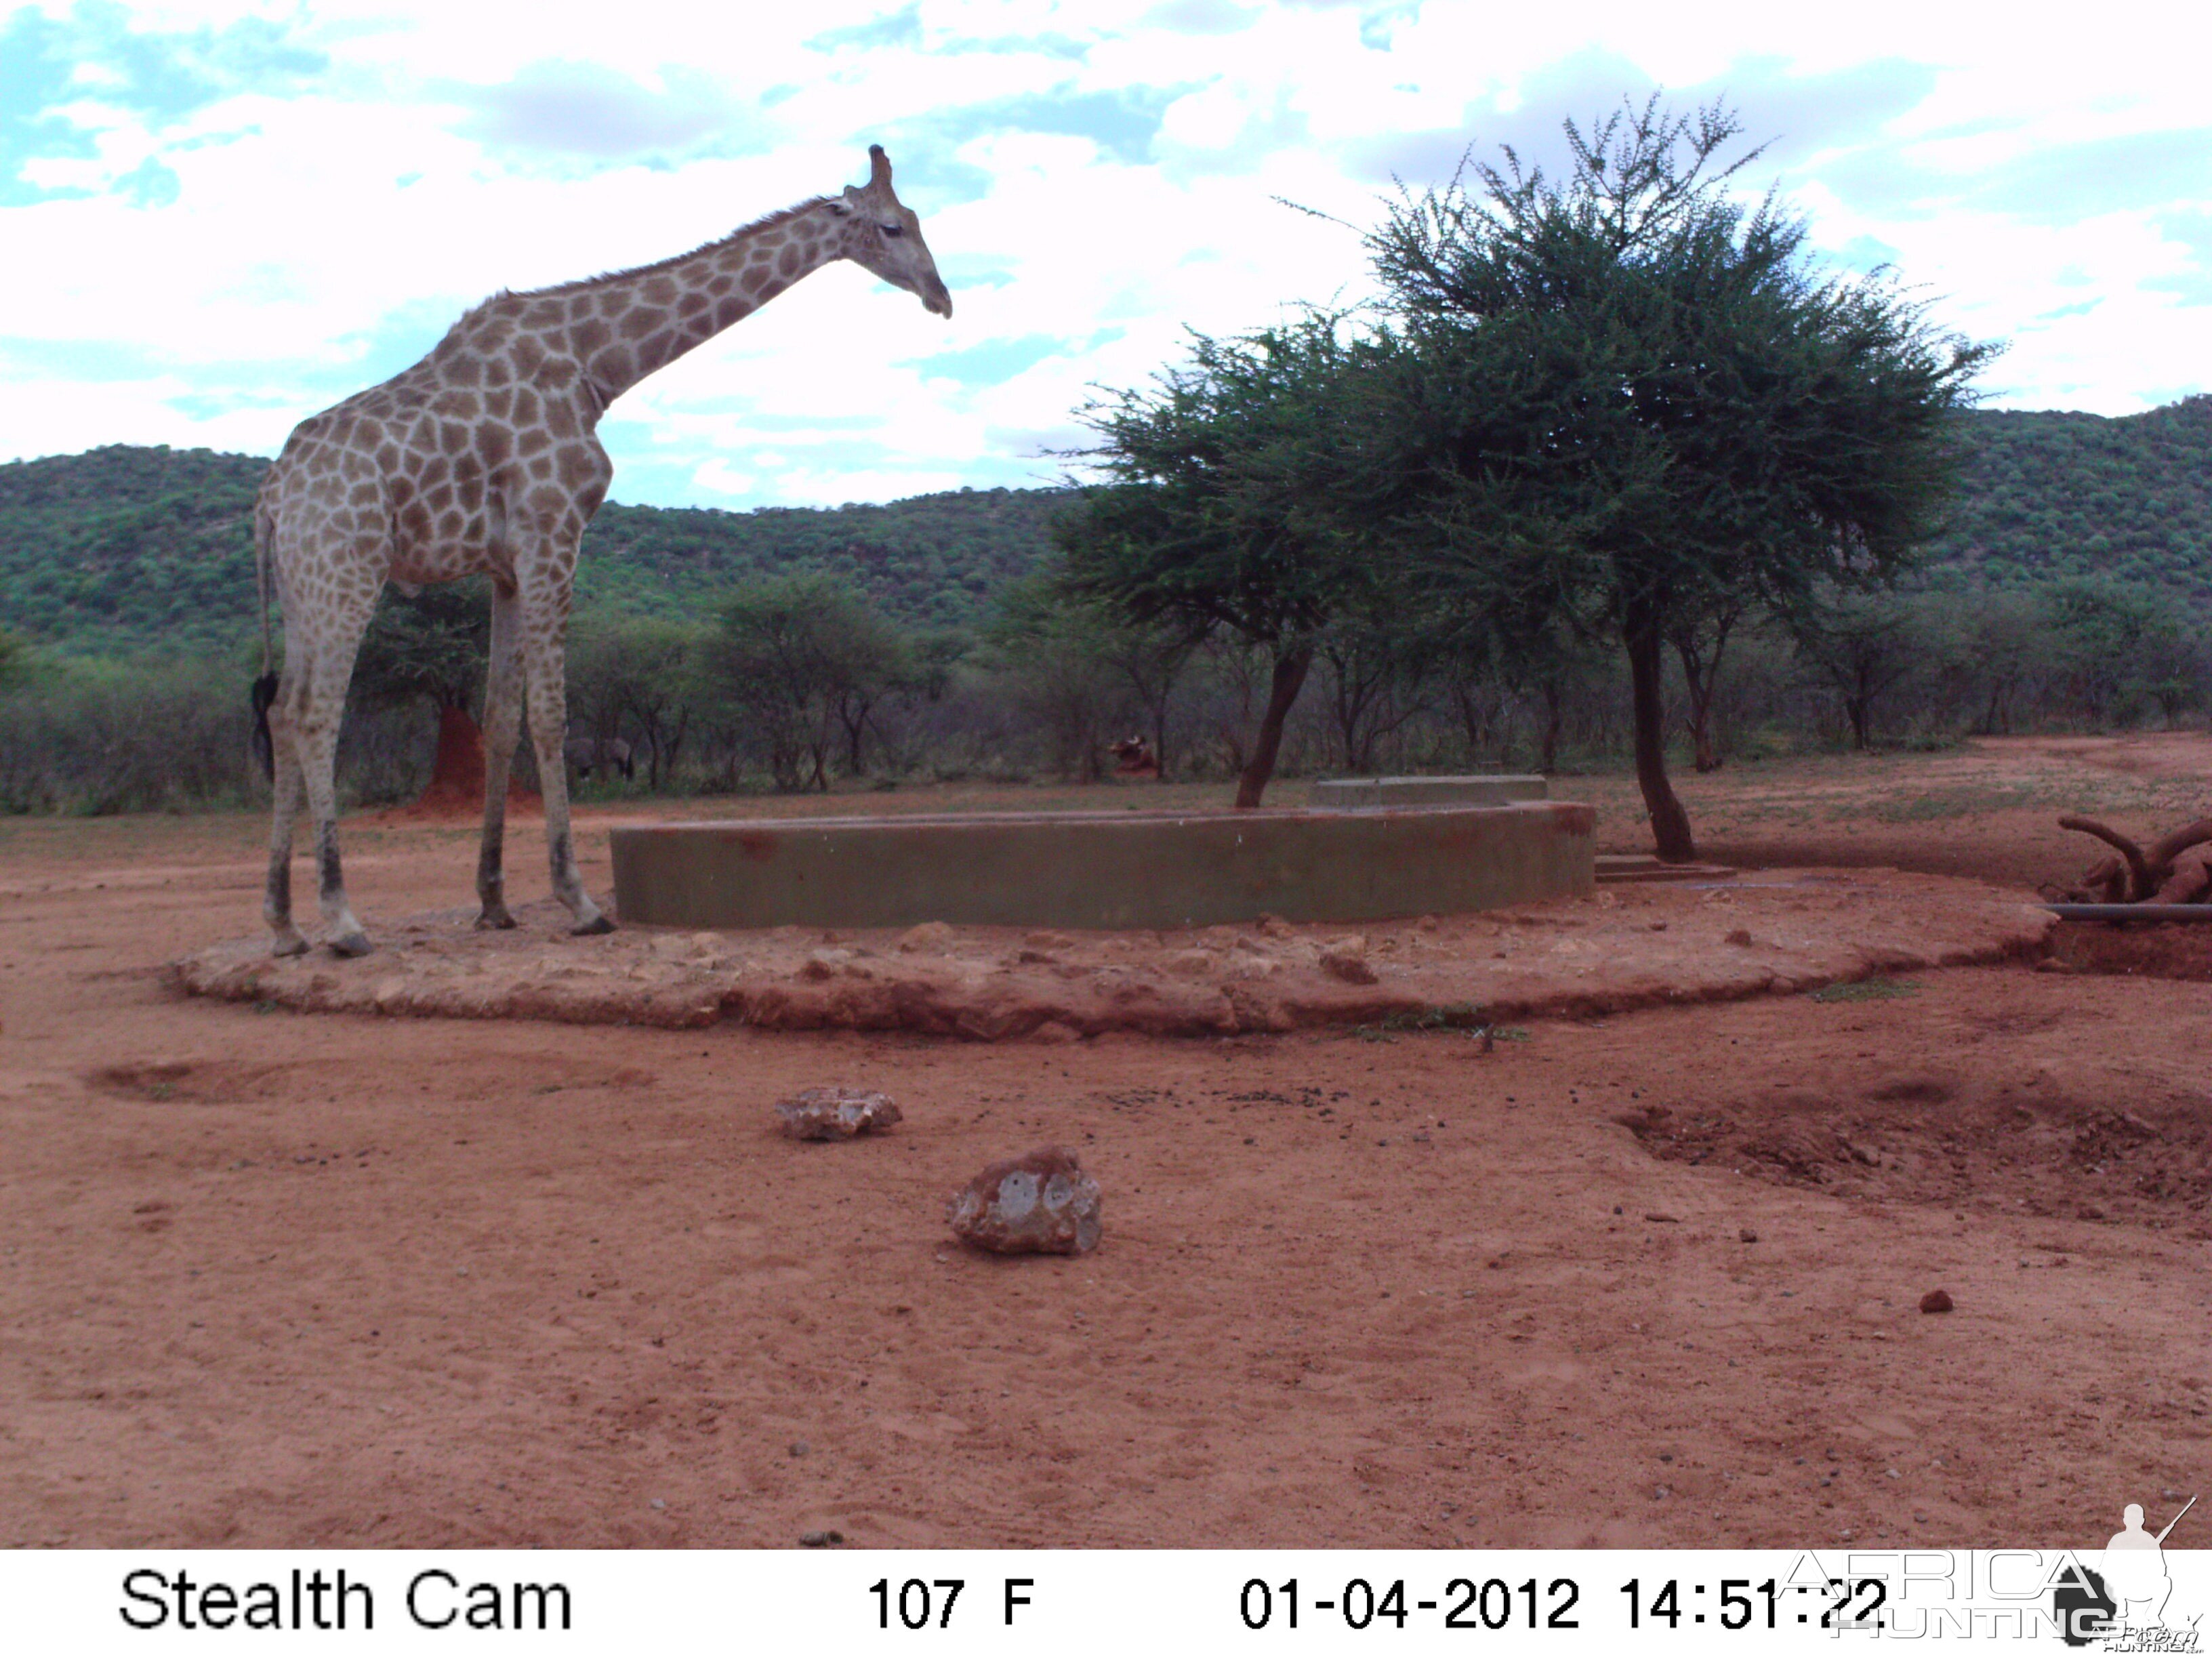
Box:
5, 396, 2211, 653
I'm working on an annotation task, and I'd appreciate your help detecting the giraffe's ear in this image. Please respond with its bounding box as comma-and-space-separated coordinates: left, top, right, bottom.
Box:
831, 193, 856, 216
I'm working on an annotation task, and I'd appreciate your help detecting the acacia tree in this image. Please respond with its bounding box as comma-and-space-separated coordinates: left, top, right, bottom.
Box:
987, 575, 1199, 779
1056, 314, 1404, 806
1368, 97, 1994, 858
354, 580, 485, 716
1439, 589, 1607, 774
1668, 592, 1747, 772
1317, 612, 1439, 774
705, 573, 914, 791
2036, 576, 2196, 726
983, 581, 1125, 781
1786, 586, 1927, 748
566, 617, 709, 790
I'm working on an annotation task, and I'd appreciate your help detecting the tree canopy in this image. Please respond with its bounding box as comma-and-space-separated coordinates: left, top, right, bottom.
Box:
1361, 97, 1996, 856
352, 579, 491, 715
1054, 312, 1407, 804
1052, 98, 1995, 841
701, 572, 918, 791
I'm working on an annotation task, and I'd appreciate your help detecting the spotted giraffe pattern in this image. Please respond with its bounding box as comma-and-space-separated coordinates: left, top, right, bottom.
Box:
255, 146, 951, 957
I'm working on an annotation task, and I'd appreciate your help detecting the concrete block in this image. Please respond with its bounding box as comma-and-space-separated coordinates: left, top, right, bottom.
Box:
610, 802, 1595, 932
1311, 774, 1549, 808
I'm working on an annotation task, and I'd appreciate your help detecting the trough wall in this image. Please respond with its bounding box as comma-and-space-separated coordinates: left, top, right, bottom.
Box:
610, 802, 1595, 931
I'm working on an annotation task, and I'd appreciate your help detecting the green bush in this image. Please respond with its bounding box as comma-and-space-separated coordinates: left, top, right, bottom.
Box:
0, 651, 257, 814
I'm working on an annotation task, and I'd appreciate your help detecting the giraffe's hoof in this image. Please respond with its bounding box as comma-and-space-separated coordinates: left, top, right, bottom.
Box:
270, 933, 310, 958
474, 906, 517, 932
329, 931, 375, 958
570, 914, 617, 937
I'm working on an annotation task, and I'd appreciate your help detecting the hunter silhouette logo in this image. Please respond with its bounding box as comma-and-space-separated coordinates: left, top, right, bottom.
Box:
2053, 1494, 2198, 1649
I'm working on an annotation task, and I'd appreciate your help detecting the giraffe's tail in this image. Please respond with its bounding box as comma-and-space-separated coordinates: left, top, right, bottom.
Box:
250, 499, 278, 781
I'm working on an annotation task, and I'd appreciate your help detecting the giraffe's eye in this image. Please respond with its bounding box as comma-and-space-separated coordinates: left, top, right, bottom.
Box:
880, 224, 904, 238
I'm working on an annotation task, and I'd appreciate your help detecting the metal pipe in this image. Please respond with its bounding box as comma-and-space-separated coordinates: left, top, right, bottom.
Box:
2045, 903, 2212, 922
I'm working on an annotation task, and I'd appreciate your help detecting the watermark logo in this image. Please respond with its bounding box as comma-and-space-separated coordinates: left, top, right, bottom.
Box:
2057, 1496, 2198, 1652
1799, 1493, 2199, 1643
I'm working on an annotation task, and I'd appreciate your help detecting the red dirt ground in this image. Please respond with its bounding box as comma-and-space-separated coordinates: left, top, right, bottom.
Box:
2, 738, 2208, 1549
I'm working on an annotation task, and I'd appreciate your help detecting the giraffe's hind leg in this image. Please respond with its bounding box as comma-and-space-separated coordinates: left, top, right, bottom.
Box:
293, 578, 380, 956
474, 581, 523, 930
264, 678, 310, 957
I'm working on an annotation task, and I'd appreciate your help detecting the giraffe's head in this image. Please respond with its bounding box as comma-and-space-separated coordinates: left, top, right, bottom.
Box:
834, 144, 953, 319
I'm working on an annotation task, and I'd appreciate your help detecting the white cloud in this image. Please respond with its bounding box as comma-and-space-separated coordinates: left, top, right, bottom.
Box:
1, 0, 2207, 506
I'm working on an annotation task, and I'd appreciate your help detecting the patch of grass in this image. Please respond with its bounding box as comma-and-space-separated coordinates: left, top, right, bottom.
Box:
1807, 977, 1921, 1003
1353, 1005, 1531, 1043
1378, 1002, 1488, 1031
1862, 784, 2041, 823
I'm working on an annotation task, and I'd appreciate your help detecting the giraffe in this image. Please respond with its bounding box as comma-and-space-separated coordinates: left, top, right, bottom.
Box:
250, 145, 951, 958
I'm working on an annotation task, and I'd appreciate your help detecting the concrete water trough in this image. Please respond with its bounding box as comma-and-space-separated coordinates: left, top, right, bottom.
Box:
610, 801, 1595, 932
1309, 773, 1549, 808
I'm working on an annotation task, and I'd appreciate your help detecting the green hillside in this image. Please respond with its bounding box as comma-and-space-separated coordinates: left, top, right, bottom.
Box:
5, 394, 2211, 654
1937, 395, 2212, 595
572, 487, 1071, 632
0, 445, 1072, 654
0, 445, 267, 654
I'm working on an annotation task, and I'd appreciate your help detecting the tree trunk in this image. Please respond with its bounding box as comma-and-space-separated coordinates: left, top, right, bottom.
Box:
1234, 642, 1313, 809
1451, 679, 1492, 760
665, 709, 689, 790
1671, 606, 1737, 775
1325, 650, 1372, 775
1624, 615, 1696, 861
1688, 708, 1721, 773
1847, 662, 1873, 750
1676, 642, 1723, 772
771, 739, 802, 792
841, 701, 869, 777
1538, 678, 1563, 775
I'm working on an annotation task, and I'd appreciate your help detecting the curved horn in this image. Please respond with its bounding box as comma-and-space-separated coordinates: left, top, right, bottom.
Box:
2059, 815, 2154, 901
868, 144, 892, 188
2146, 816, 2212, 870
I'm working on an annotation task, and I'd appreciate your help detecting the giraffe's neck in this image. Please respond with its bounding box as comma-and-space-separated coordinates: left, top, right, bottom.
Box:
554, 200, 844, 405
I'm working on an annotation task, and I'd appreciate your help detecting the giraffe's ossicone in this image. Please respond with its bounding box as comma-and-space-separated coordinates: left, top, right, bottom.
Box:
250, 146, 950, 957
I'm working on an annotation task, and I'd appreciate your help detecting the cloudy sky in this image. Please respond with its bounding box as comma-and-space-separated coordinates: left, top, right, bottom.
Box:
4, 0, 2208, 510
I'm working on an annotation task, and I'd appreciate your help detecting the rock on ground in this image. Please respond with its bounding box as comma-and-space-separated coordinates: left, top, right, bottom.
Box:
775, 1088, 901, 1141
1319, 938, 1378, 984
947, 1147, 1103, 1255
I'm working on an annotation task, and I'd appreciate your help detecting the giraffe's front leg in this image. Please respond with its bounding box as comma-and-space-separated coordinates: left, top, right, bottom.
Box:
520, 592, 614, 936
294, 594, 378, 956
